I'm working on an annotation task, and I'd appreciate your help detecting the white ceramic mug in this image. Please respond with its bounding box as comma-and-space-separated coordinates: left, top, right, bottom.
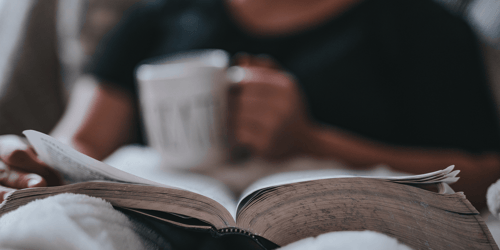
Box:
136, 50, 236, 169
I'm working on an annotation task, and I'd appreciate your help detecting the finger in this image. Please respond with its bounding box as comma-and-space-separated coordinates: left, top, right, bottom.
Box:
236, 86, 294, 129
237, 98, 283, 130
233, 89, 291, 149
0, 161, 46, 188
235, 114, 278, 156
227, 66, 292, 93
0, 167, 47, 189
1, 149, 63, 186
238, 86, 291, 113
0, 185, 16, 203
239, 80, 279, 99
236, 112, 281, 141
238, 67, 293, 89
235, 114, 266, 137
237, 68, 302, 116
236, 128, 270, 157
237, 95, 270, 114
233, 52, 252, 67
235, 125, 269, 156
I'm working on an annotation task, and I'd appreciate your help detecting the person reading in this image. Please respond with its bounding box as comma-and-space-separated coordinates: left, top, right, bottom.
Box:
0, 0, 499, 222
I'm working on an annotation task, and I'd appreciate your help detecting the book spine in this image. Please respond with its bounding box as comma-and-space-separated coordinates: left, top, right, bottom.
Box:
212, 227, 278, 250
216, 227, 257, 239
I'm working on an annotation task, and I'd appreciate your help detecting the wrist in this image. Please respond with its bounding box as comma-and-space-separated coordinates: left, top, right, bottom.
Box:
297, 124, 390, 168
296, 121, 323, 157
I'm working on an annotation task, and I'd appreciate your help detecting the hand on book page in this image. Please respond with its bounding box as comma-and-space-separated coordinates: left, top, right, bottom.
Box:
23, 130, 238, 217
0, 135, 63, 186
0, 135, 64, 202
23, 130, 161, 185
107, 155, 238, 218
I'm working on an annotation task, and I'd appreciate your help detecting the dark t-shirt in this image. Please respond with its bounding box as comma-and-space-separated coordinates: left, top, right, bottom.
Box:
88, 0, 500, 153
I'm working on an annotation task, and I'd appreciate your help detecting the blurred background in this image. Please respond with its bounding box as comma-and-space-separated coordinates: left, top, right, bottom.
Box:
0, 0, 497, 176
0, 0, 140, 140
0, 0, 498, 140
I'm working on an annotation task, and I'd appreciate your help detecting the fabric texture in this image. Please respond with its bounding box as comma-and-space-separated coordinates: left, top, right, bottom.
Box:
0, 193, 170, 250
488, 179, 500, 218
88, 0, 500, 153
279, 230, 413, 250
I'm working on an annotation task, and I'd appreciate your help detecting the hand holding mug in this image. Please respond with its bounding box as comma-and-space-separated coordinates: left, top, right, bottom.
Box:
230, 55, 312, 160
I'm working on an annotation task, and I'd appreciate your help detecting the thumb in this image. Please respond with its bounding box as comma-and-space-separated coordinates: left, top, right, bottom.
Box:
0, 135, 62, 186
3, 149, 63, 186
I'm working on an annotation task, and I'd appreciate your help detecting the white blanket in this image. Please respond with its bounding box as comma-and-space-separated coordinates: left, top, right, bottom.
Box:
0, 194, 165, 250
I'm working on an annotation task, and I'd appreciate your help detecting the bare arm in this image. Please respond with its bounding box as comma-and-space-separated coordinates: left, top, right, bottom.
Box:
71, 83, 137, 161
0, 82, 135, 202
300, 124, 500, 209
234, 55, 500, 210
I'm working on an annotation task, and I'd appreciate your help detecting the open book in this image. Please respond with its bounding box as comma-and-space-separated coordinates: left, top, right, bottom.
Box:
0, 130, 496, 250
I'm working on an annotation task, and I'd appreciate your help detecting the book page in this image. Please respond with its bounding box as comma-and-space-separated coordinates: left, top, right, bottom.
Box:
23, 130, 237, 218
235, 177, 490, 249
237, 166, 458, 210
108, 162, 238, 218
24, 130, 160, 185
